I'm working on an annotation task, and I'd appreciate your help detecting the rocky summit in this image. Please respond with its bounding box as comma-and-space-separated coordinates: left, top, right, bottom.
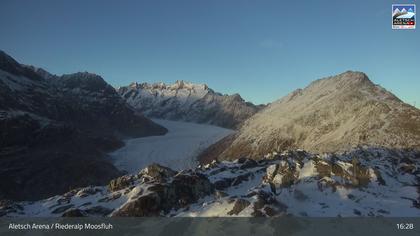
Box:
204, 71, 420, 161
118, 81, 263, 129
2, 148, 420, 217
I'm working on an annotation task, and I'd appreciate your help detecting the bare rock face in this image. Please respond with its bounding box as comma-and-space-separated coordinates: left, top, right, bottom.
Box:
112, 193, 162, 217
227, 199, 250, 215
139, 163, 178, 182
168, 173, 214, 207
263, 160, 299, 189
62, 209, 87, 217
0, 200, 23, 217
108, 176, 135, 192
208, 71, 420, 160
118, 81, 263, 129
112, 171, 214, 217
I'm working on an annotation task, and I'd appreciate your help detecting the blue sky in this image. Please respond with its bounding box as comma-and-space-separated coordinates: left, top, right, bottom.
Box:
393, 5, 415, 11
0, 0, 419, 107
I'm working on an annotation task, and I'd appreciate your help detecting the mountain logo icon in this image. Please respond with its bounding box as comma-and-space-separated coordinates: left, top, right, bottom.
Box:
392, 4, 416, 30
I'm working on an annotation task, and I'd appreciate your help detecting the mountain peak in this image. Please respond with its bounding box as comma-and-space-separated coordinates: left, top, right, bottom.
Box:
0, 50, 20, 73
128, 80, 210, 92
0, 50, 18, 64
280, 71, 377, 104
118, 80, 261, 129
299, 71, 377, 101
61, 71, 103, 80
129, 81, 140, 89
170, 80, 209, 91
311, 70, 372, 87
59, 72, 110, 92
340, 70, 368, 78
229, 93, 245, 102
22, 65, 57, 80
213, 71, 420, 160
339, 70, 370, 80
0, 50, 44, 81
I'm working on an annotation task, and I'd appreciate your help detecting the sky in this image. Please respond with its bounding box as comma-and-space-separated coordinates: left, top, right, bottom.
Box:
0, 0, 419, 107
393, 4, 415, 11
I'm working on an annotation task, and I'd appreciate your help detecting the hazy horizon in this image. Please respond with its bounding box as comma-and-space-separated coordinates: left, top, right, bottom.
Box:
0, 0, 419, 107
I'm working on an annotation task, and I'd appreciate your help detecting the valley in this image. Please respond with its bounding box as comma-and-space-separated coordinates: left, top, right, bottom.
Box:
110, 119, 233, 173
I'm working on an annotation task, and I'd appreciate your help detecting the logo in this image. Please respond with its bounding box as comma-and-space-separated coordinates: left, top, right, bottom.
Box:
392, 4, 416, 29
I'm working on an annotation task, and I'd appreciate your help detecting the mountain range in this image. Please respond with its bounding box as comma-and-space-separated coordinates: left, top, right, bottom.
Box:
118, 81, 263, 129
1, 50, 420, 218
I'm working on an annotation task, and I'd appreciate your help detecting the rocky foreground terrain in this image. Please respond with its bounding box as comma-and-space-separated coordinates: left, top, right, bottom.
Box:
0, 51, 167, 201
204, 71, 420, 161
2, 148, 419, 217
118, 81, 263, 129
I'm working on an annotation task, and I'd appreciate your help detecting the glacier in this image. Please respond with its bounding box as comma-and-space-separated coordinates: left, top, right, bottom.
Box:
110, 119, 233, 173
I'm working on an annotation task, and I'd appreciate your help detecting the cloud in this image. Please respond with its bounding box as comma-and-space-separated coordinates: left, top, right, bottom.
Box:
259, 39, 284, 49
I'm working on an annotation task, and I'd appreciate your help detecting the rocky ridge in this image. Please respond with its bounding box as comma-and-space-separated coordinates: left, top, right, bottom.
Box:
118, 81, 263, 129
207, 71, 420, 161
3, 148, 419, 217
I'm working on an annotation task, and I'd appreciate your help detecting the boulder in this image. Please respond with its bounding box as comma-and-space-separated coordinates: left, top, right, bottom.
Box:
214, 172, 253, 190
253, 190, 278, 211
0, 200, 23, 216
52, 204, 74, 214
240, 159, 258, 169
251, 209, 265, 217
166, 173, 214, 208
266, 164, 278, 180
108, 175, 134, 192
231, 172, 253, 186
263, 206, 278, 216
98, 192, 122, 203
85, 206, 114, 216
112, 193, 162, 217
227, 199, 250, 215
62, 209, 86, 217
214, 178, 234, 190
264, 160, 299, 188
75, 186, 101, 198
112, 173, 214, 216
139, 164, 177, 182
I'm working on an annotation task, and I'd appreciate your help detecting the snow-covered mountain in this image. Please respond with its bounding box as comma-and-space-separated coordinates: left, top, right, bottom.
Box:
118, 81, 263, 129
0, 50, 167, 201
2, 148, 419, 217
393, 8, 401, 17
393, 7, 415, 18
201, 71, 420, 161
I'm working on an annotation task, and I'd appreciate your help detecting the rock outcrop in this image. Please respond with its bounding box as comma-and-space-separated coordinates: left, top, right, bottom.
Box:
4, 148, 419, 217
